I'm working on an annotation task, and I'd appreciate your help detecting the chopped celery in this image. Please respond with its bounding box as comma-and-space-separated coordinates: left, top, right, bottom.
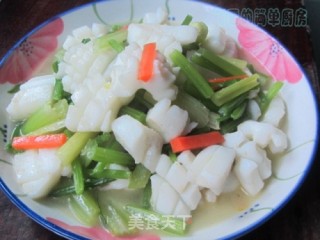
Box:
181, 14, 193, 25
173, 91, 210, 128
26, 120, 65, 136
21, 99, 68, 135
7, 84, 21, 94
100, 200, 134, 236
5, 122, 23, 154
81, 38, 91, 44
220, 115, 248, 134
125, 205, 188, 235
108, 39, 125, 52
91, 162, 109, 176
50, 177, 114, 197
119, 106, 146, 124
94, 29, 128, 52
91, 147, 134, 167
90, 169, 131, 179
169, 150, 177, 162
212, 74, 260, 106
259, 81, 284, 114
190, 22, 208, 43
128, 164, 151, 189
191, 48, 245, 76
72, 158, 85, 195
142, 180, 152, 209
170, 50, 213, 99
220, 55, 248, 70
218, 93, 248, 119
132, 90, 154, 110
80, 138, 98, 167
52, 61, 59, 73
69, 191, 100, 226
58, 132, 97, 166
52, 79, 64, 102
231, 101, 248, 120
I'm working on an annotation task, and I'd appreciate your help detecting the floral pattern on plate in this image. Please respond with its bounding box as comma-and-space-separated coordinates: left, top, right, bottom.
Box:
0, 18, 64, 84
236, 18, 303, 83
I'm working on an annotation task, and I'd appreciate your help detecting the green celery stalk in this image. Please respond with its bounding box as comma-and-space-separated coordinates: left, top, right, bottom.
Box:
50, 178, 114, 197
142, 180, 152, 209
69, 191, 100, 226
181, 14, 193, 25
212, 74, 260, 106
52, 79, 64, 102
72, 158, 85, 195
173, 91, 210, 128
100, 200, 135, 236
119, 106, 146, 124
259, 81, 284, 114
128, 164, 151, 189
220, 55, 248, 70
92, 147, 134, 166
21, 99, 68, 134
125, 205, 189, 235
190, 22, 208, 44
218, 93, 248, 118
94, 29, 128, 52
58, 132, 97, 166
170, 50, 213, 99
90, 169, 131, 179
231, 101, 248, 120
196, 48, 246, 76
26, 120, 65, 136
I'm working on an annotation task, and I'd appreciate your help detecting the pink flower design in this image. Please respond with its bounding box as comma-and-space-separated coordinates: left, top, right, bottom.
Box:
47, 217, 160, 240
0, 18, 64, 84
236, 18, 302, 83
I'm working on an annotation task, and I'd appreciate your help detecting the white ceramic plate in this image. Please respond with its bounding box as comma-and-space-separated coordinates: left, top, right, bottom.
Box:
0, 0, 319, 239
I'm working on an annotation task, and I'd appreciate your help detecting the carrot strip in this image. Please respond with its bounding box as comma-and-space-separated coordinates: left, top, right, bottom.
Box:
209, 74, 248, 84
170, 131, 224, 153
138, 42, 157, 82
12, 133, 67, 150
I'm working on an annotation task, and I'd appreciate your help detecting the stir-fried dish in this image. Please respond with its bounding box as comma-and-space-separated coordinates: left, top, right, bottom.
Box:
5, 8, 287, 236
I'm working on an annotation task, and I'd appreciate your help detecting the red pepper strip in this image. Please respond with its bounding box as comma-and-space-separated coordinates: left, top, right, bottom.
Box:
12, 133, 67, 150
170, 131, 225, 153
209, 74, 248, 84
138, 42, 157, 82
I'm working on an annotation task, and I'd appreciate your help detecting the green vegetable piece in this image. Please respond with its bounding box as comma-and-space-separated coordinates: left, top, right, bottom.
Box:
7, 84, 21, 94
100, 200, 134, 236
81, 38, 91, 44
142, 180, 152, 209
92, 147, 134, 167
173, 91, 210, 128
90, 169, 131, 179
50, 178, 114, 197
259, 81, 284, 114
21, 99, 68, 135
170, 49, 213, 99
212, 74, 260, 106
72, 158, 85, 195
52, 79, 64, 102
181, 14, 193, 25
94, 29, 128, 52
190, 22, 208, 43
119, 106, 147, 124
231, 101, 248, 120
58, 132, 97, 166
191, 48, 246, 76
69, 191, 100, 226
128, 164, 151, 189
